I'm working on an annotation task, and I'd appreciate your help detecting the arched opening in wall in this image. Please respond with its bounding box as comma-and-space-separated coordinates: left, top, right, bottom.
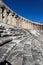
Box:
15, 14, 19, 19
1, 6, 5, 13
12, 13, 15, 16
6, 9, 11, 15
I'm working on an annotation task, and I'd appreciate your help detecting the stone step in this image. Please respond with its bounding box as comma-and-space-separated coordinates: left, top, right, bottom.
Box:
20, 35, 32, 44
6, 43, 24, 65
0, 30, 3, 33
23, 44, 32, 56
0, 42, 16, 62
1, 33, 12, 37
22, 43, 35, 65
31, 39, 43, 65
0, 38, 12, 46
22, 56, 35, 65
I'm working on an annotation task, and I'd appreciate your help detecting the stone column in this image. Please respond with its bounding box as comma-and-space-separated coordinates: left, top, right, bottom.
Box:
12, 15, 17, 26
3, 8, 7, 23
0, 7, 2, 22
19, 18, 23, 27
16, 17, 20, 27
18, 18, 22, 27
7, 12, 12, 24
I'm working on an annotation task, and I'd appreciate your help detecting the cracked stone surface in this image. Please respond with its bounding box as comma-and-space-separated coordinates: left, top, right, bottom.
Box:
0, 23, 43, 65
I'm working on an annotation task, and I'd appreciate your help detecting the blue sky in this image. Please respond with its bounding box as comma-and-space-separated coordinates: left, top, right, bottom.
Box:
2, 0, 43, 23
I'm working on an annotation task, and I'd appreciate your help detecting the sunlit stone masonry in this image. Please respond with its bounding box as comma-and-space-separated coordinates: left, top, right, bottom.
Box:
0, 0, 43, 30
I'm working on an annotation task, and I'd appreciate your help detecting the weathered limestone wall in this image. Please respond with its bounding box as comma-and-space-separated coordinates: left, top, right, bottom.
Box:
0, 6, 43, 30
